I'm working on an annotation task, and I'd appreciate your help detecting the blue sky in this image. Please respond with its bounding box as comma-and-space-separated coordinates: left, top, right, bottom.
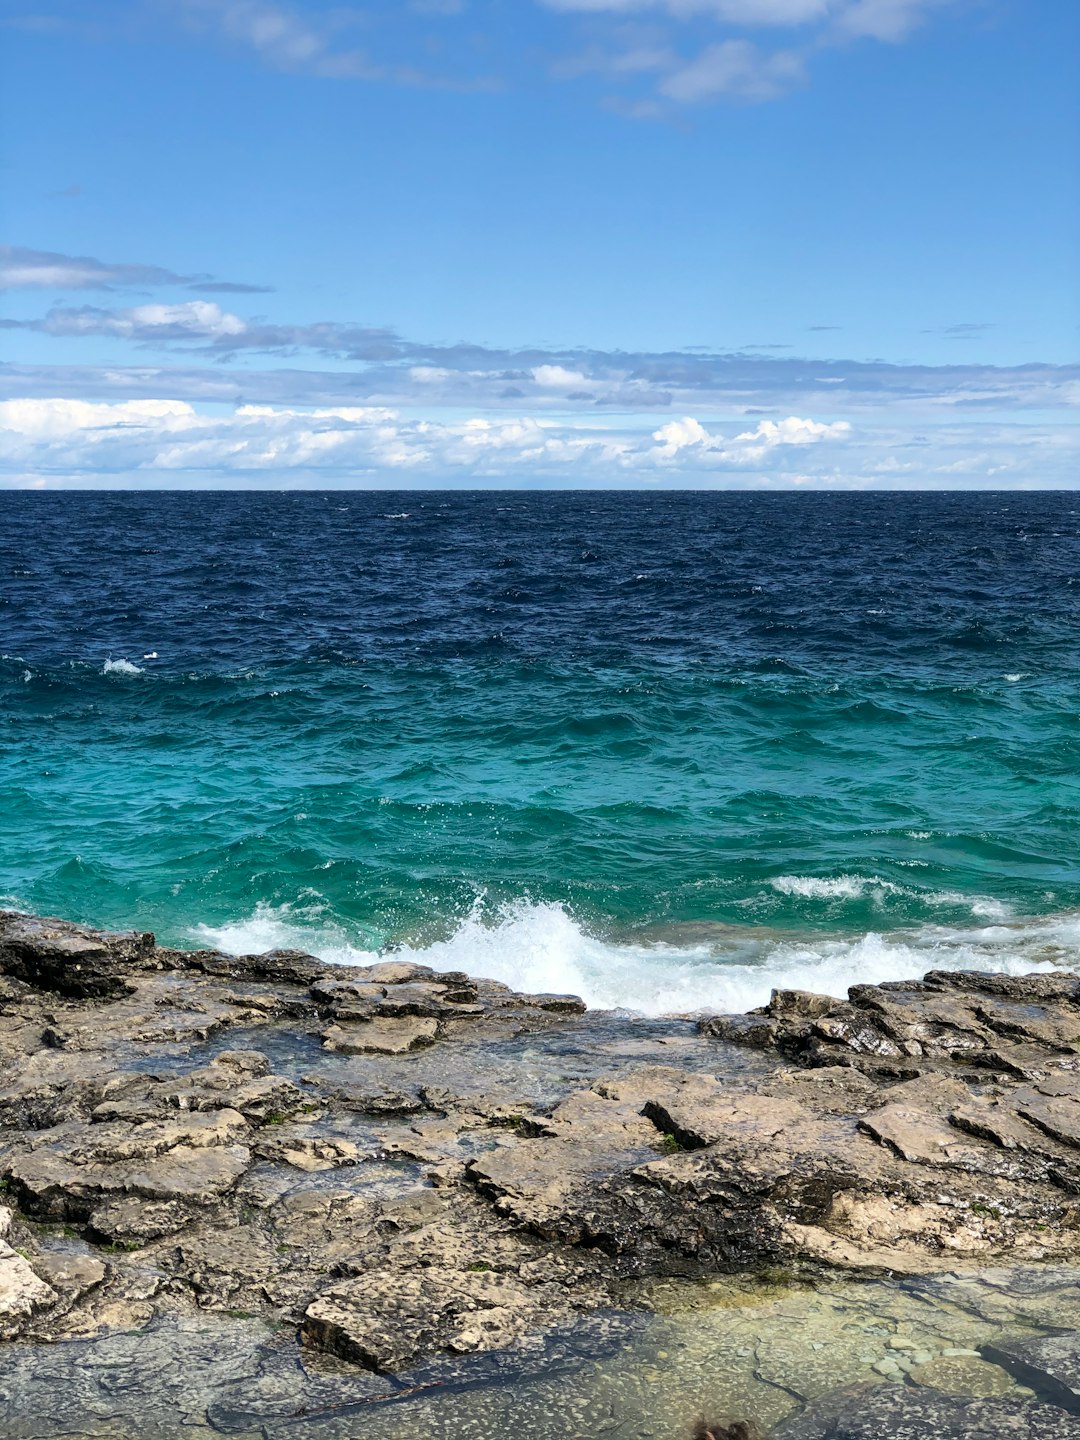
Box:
0, 0, 1077, 487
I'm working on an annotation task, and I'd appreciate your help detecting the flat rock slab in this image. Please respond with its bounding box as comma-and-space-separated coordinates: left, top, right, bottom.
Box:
321, 1016, 439, 1054
301, 1264, 561, 1373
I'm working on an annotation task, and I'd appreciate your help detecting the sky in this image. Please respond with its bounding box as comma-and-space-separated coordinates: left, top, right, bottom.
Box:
0, 0, 1077, 488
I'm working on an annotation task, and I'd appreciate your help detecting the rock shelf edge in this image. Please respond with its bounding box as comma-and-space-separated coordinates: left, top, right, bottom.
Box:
3, 909, 1080, 1435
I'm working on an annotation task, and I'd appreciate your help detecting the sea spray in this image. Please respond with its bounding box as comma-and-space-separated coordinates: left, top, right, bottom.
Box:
193, 897, 1076, 1016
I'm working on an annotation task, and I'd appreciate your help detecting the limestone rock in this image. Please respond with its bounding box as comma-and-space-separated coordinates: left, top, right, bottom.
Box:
321, 1015, 438, 1054
301, 1264, 559, 1372
0, 910, 153, 998
0, 1240, 57, 1337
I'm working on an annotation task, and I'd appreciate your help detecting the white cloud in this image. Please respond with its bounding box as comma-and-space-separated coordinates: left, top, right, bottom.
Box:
542, 0, 948, 27
0, 245, 266, 293
0, 398, 195, 439
531, 364, 591, 387
178, 0, 375, 78
545, 0, 962, 108
659, 38, 803, 100
835, 0, 948, 40
4, 396, 1072, 491
652, 412, 849, 457
174, 0, 485, 87
0, 397, 854, 481
42, 301, 249, 342
0, 246, 187, 291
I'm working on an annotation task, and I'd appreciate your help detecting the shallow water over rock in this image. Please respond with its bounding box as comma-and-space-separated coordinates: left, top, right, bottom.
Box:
4, 1266, 1080, 1438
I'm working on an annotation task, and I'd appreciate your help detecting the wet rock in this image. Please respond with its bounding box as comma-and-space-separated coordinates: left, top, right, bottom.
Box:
31, 1250, 107, 1299
5, 907, 1080, 1397
321, 1015, 439, 1054
774, 1382, 1080, 1438
984, 1334, 1080, 1413
0, 910, 153, 998
87, 1195, 195, 1243
301, 1263, 564, 1372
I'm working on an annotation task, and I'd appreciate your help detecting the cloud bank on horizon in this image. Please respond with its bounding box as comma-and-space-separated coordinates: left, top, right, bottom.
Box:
1, 0, 1076, 488
4, 395, 1074, 490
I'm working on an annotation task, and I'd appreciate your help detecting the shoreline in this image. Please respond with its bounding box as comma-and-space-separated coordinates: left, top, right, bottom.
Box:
2, 908, 1080, 1436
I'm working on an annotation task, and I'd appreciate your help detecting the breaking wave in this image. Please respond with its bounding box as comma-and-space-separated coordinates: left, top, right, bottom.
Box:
193, 898, 1079, 1018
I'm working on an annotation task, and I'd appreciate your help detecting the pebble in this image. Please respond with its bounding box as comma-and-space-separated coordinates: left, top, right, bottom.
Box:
873, 1358, 902, 1377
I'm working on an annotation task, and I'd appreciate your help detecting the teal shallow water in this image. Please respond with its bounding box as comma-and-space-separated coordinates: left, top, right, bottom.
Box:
3, 492, 1080, 1011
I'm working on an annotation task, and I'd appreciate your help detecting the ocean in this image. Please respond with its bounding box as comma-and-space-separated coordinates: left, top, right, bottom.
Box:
2, 489, 1079, 1015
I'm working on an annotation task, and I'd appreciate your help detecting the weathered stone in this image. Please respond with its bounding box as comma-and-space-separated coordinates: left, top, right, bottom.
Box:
321, 1015, 439, 1054
301, 1264, 561, 1372
5, 906, 1080, 1406
857, 1077, 1002, 1168
31, 1250, 107, 1298
0, 1240, 57, 1337
0, 910, 153, 998
1017, 1089, 1080, 1150
4, 1111, 253, 1221
87, 1195, 194, 1243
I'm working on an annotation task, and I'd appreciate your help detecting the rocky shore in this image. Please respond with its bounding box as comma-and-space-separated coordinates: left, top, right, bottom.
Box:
3, 909, 1080, 1437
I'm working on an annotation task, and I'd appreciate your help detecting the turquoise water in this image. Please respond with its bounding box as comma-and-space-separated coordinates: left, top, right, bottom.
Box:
3, 491, 1080, 1012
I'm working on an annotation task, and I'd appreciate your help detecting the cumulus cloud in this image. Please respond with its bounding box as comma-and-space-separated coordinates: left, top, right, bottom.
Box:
1, 395, 1075, 492
652, 412, 849, 457
0, 245, 269, 293
0, 396, 861, 482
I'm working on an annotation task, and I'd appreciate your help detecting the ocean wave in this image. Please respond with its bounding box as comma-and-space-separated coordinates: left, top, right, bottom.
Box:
102, 658, 143, 676
769, 873, 1012, 918
192, 899, 1077, 1018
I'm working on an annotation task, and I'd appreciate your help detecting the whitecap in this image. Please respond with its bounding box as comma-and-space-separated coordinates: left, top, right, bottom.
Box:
192, 898, 1078, 1019
102, 658, 143, 675
770, 874, 902, 901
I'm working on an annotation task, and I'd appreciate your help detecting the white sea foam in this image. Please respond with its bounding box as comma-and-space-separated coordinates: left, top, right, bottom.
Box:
770, 874, 1011, 918
102, 658, 143, 675
193, 898, 1077, 1018
771, 874, 901, 901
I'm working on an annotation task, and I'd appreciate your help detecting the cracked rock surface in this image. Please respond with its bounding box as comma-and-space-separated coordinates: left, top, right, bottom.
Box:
4, 911, 1080, 1435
